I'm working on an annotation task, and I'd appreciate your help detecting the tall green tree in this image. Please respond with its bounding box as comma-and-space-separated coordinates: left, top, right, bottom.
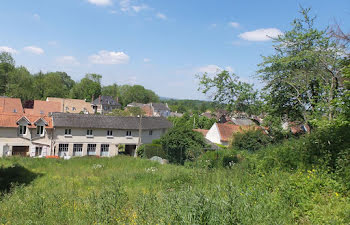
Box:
0, 52, 15, 95
6, 66, 34, 101
197, 70, 261, 116
102, 83, 119, 98
70, 74, 102, 101
258, 8, 347, 124
118, 84, 159, 106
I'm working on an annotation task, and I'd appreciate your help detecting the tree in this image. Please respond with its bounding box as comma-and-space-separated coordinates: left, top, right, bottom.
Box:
70, 74, 102, 101
160, 126, 208, 164
102, 83, 119, 98
0, 52, 15, 95
258, 8, 347, 125
107, 107, 145, 117
197, 70, 261, 116
6, 66, 34, 101
118, 84, 159, 106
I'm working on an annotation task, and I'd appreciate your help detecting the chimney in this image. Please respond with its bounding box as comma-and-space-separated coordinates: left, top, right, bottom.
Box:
116, 96, 119, 103
99, 95, 101, 104
91, 95, 94, 103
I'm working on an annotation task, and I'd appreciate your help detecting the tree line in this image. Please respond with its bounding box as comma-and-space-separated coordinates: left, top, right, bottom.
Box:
0, 55, 159, 106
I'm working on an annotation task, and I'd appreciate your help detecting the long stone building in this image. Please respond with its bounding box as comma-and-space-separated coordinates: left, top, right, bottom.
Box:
0, 99, 172, 157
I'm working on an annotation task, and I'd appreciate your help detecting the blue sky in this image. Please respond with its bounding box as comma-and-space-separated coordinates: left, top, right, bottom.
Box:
1, 0, 349, 100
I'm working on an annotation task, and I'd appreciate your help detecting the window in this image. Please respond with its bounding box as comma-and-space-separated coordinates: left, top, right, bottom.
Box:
40, 110, 44, 115
87, 129, 93, 136
101, 144, 109, 152
126, 130, 131, 136
65, 106, 69, 111
73, 144, 83, 156
101, 144, 109, 157
107, 130, 113, 136
72, 107, 76, 111
13, 109, 17, 113
58, 144, 68, 152
37, 126, 44, 135
35, 147, 42, 156
65, 129, 71, 135
19, 125, 27, 135
87, 144, 96, 156
58, 144, 69, 157
149, 130, 153, 135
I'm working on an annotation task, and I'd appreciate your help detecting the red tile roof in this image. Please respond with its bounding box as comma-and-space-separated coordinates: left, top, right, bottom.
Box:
193, 129, 209, 136
217, 123, 256, 142
0, 97, 24, 113
142, 105, 153, 117
0, 112, 53, 128
25, 100, 61, 115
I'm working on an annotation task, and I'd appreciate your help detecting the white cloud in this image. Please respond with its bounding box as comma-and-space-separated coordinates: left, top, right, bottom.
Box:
132, 4, 149, 12
56, 56, 79, 65
119, 0, 131, 11
33, 13, 40, 20
239, 28, 283, 41
143, 58, 151, 63
89, 50, 130, 64
228, 22, 239, 28
48, 41, 58, 46
23, 46, 44, 55
198, 64, 234, 75
87, 0, 112, 6
156, 13, 167, 20
0, 46, 17, 54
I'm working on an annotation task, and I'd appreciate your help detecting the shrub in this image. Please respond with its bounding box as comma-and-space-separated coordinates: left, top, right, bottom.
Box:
143, 144, 167, 159
231, 128, 272, 152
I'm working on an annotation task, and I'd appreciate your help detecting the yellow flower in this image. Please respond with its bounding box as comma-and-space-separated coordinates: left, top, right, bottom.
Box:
335, 192, 339, 197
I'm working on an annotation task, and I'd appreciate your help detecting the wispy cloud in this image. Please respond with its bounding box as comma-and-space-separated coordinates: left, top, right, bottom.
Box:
228, 22, 239, 28
33, 13, 40, 20
239, 28, 283, 41
156, 12, 167, 20
197, 64, 234, 76
87, 0, 112, 6
143, 58, 151, 63
0, 46, 18, 54
132, 4, 149, 12
23, 46, 44, 55
89, 50, 130, 64
56, 56, 80, 66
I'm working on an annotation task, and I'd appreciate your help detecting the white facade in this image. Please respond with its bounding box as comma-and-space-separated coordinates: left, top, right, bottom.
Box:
205, 123, 222, 145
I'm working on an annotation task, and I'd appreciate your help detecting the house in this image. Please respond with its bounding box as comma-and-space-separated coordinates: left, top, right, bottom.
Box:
50, 113, 172, 157
0, 112, 53, 157
91, 96, 121, 114
231, 117, 256, 126
0, 109, 172, 157
46, 97, 94, 114
24, 100, 61, 116
204, 122, 254, 146
151, 103, 170, 117
0, 97, 24, 113
282, 121, 310, 134
127, 102, 171, 117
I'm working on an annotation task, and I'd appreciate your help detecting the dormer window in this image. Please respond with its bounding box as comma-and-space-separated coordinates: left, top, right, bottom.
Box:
72, 107, 76, 111
13, 109, 17, 113
36, 126, 44, 135
19, 125, 27, 135
40, 110, 44, 115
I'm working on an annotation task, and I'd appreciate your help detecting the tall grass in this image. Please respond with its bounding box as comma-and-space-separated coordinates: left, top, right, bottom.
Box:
1, 155, 349, 224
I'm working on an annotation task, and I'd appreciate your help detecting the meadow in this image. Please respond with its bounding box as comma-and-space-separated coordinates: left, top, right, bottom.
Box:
1, 153, 349, 225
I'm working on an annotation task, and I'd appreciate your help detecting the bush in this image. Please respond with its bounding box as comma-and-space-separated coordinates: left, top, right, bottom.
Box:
231, 128, 272, 152
143, 144, 167, 159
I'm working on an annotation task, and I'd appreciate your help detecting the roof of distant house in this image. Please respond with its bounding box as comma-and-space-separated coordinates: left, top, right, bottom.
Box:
0, 112, 53, 128
193, 128, 209, 136
51, 112, 172, 130
0, 97, 23, 113
231, 118, 255, 126
92, 96, 121, 106
46, 97, 94, 113
25, 100, 61, 116
216, 123, 254, 142
142, 104, 153, 117
151, 103, 169, 111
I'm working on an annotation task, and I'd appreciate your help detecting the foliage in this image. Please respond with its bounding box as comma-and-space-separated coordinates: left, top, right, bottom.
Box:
160, 126, 208, 164
107, 107, 145, 117
231, 128, 272, 152
168, 113, 216, 130
197, 70, 262, 116
258, 8, 347, 125
70, 74, 102, 101
164, 98, 223, 114
118, 84, 159, 106
137, 144, 166, 159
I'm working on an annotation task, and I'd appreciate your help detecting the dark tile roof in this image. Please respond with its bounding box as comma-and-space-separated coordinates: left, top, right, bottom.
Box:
92, 96, 121, 106
51, 113, 172, 130
152, 103, 169, 111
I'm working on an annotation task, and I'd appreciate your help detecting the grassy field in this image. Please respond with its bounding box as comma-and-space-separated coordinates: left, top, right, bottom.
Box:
0, 156, 349, 225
